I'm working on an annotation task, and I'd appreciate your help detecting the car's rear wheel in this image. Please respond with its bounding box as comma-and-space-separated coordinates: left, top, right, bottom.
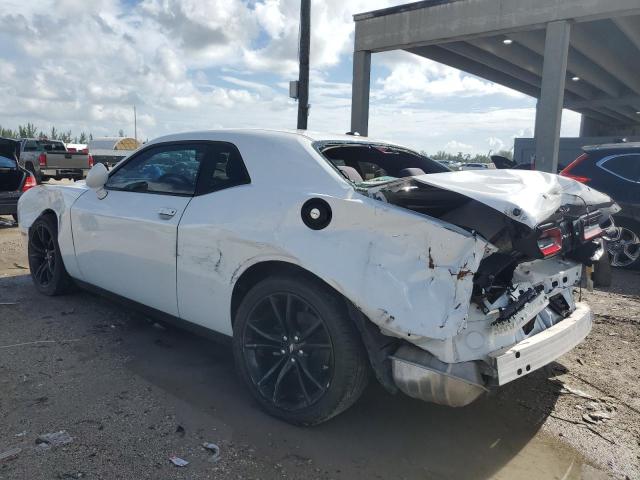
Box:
28, 215, 73, 295
233, 275, 369, 425
607, 218, 640, 269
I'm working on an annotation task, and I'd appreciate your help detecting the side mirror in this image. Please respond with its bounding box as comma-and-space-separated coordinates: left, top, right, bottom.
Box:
86, 163, 109, 189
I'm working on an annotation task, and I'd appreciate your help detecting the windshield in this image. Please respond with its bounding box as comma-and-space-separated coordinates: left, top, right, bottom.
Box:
316, 142, 449, 187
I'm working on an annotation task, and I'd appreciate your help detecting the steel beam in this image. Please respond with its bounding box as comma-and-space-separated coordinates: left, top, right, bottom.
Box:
571, 24, 640, 95
534, 21, 570, 173
471, 37, 596, 100
440, 42, 542, 89
613, 16, 640, 53
407, 45, 541, 98
350, 50, 371, 136
564, 94, 640, 110
509, 30, 623, 98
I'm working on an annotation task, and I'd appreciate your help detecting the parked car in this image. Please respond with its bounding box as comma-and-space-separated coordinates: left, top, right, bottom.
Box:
462, 162, 489, 170
560, 142, 640, 268
18, 138, 93, 182
0, 138, 37, 222
435, 159, 462, 171
18, 130, 617, 425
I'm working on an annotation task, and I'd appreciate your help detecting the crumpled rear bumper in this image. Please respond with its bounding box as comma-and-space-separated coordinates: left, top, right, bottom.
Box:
489, 302, 592, 385
390, 302, 592, 407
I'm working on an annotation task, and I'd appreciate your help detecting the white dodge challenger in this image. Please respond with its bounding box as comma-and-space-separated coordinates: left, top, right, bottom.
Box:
18, 129, 618, 425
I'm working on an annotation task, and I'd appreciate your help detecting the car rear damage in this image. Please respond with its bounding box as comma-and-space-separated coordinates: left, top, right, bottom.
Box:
356, 169, 619, 407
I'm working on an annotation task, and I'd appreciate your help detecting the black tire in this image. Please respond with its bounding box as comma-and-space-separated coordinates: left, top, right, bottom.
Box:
27, 214, 73, 295
233, 275, 369, 426
607, 217, 640, 270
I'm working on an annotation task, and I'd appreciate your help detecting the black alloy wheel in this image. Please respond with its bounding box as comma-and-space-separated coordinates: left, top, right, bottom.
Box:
242, 292, 334, 411
27, 215, 73, 295
607, 218, 640, 269
233, 275, 369, 425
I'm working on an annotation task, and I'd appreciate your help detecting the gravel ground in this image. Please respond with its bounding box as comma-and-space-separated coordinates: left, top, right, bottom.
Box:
0, 215, 638, 479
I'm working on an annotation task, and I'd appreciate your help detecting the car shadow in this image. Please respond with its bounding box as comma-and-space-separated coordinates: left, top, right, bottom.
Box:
113, 300, 574, 479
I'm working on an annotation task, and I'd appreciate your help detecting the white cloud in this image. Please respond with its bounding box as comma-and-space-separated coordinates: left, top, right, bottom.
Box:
0, 0, 572, 154
444, 140, 474, 152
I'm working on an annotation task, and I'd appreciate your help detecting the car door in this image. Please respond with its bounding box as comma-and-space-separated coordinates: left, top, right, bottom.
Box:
595, 152, 640, 209
71, 142, 209, 316
176, 142, 252, 334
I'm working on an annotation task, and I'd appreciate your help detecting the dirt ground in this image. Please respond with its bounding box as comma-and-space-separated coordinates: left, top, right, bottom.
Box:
0, 215, 639, 480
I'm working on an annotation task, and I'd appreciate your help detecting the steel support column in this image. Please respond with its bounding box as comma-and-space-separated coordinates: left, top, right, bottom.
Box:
350, 50, 371, 136
534, 21, 570, 173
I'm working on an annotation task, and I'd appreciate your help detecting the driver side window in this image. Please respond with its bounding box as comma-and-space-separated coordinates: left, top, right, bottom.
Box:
106, 144, 205, 195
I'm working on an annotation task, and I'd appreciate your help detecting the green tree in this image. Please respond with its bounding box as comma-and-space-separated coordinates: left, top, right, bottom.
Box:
78, 132, 87, 144
118, 129, 125, 137
18, 123, 38, 138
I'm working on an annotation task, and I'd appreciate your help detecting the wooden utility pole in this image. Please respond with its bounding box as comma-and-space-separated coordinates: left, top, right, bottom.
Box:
133, 105, 138, 143
297, 0, 311, 129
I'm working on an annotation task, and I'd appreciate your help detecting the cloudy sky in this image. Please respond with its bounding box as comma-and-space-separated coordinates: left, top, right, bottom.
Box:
0, 0, 581, 154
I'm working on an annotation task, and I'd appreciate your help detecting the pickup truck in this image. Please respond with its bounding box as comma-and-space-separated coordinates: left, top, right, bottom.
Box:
18, 139, 93, 182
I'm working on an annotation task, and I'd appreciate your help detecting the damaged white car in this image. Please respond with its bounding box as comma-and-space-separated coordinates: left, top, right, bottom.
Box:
18, 130, 618, 425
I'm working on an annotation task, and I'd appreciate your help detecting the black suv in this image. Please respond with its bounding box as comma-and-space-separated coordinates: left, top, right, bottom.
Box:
560, 143, 640, 268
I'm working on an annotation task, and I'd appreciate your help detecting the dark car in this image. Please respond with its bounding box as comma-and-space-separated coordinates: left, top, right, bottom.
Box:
0, 138, 37, 223
560, 143, 640, 268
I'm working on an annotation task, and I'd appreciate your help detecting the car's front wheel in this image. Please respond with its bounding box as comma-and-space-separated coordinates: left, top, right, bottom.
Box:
233, 275, 369, 425
27, 215, 73, 295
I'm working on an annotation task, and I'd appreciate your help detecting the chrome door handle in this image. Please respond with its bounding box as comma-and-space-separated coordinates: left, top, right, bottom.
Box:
158, 207, 177, 219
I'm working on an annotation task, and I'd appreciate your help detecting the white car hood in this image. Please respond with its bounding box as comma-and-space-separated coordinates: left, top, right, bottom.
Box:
411, 169, 616, 229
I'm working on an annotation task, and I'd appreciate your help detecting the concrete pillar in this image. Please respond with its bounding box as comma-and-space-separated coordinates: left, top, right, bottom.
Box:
534, 21, 571, 173
350, 50, 371, 136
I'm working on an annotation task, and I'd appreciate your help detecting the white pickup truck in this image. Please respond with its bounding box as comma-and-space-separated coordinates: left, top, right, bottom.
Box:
18, 138, 93, 182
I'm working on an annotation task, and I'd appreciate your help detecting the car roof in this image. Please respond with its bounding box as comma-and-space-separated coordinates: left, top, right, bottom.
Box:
148, 128, 404, 148
583, 142, 640, 152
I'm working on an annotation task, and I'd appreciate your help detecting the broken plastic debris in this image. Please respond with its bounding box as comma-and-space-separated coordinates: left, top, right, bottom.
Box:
202, 442, 221, 463
558, 384, 594, 400
36, 430, 73, 449
169, 455, 189, 467
0, 447, 21, 463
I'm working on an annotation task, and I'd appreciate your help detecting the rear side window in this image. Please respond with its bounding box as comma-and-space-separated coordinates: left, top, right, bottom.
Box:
23, 141, 39, 152
196, 142, 251, 194
317, 143, 448, 185
0, 155, 17, 168
42, 141, 66, 153
598, 154, 640, 182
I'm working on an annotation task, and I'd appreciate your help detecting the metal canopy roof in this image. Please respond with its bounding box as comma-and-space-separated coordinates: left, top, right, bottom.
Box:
354, 0, 640, 128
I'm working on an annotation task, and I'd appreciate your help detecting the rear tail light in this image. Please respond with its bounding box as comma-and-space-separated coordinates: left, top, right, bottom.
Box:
560, 153, 590, 183
88, 154, 94, 167
22, 173, 37, 192
38, 152, 47, 167
537, 227, 563, 257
